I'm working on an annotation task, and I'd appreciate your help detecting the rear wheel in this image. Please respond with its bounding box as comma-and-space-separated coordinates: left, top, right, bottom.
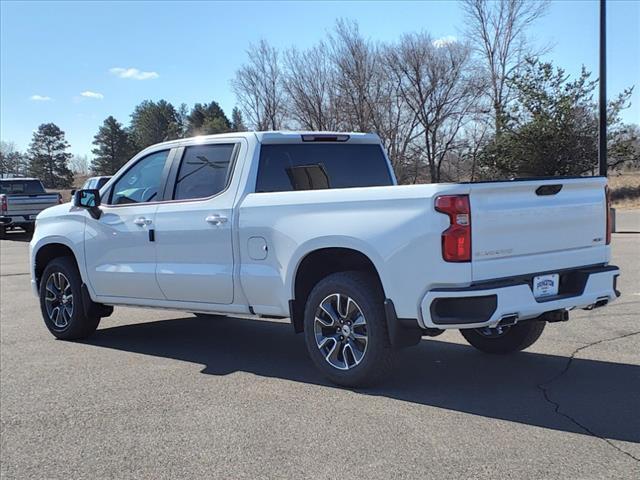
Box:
39, 257, 100, 340
460, 321, 546, 354
303, 271, 393, 387
23, 224, 34, 235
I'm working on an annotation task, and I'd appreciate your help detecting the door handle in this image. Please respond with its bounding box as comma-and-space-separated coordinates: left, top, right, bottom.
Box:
133, 217, 152, 226
206, 214, 228, 225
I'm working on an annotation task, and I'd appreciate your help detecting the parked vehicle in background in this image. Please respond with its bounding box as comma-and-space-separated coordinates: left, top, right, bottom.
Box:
0, 178, 61, 236
82, 176, 111, 190
29, 132, 620, 386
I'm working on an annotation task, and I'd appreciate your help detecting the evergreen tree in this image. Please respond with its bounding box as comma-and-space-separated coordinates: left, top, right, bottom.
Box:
479, 59, 636, 177
130, 100, 180, 149
27, 123, 74, 188
231, 107, 247, 132
91, 116, 133, 175
186, 101, 231, 136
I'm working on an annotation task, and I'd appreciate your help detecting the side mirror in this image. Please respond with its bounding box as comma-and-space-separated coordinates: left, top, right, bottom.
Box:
73, 189, 102, 219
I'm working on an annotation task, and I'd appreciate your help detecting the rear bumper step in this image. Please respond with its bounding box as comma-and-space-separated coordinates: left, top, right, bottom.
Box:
419, 265, 620, 329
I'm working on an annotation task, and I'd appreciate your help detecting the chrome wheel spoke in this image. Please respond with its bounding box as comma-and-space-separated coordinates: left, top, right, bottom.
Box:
326, 339, 344, 368
352, 314, 366, 327
344, 297, 359, 320
319, 297, 340, 327
344, 339, 364, 368
352, 331, 367, 342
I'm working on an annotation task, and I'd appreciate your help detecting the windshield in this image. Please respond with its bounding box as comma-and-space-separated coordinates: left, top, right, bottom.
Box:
0, 180, 46, 195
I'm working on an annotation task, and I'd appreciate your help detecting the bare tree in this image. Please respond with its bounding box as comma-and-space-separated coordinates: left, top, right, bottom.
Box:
387, 33, 485, 182
371, 56, 423, 183
283, 42, 340, 130
232, 40, 286, 130
329, 19, 383, 132
69, 154, 90, 176
462, 0, 549, 134
0, 141, 29, 177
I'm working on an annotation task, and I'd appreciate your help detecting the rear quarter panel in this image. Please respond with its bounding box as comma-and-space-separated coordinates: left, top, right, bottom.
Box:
238, 184, 472, 319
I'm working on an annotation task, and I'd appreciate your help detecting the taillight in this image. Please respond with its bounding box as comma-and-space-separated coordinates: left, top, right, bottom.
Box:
435, 195, 471, 262
605, 185, 611, 245
0, 195, 7, 213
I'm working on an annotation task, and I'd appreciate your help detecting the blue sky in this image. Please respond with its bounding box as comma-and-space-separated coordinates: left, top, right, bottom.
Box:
1, 0, 638, 157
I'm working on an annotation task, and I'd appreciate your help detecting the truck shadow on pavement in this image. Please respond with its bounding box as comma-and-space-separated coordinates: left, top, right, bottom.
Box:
84, 315, 640, 444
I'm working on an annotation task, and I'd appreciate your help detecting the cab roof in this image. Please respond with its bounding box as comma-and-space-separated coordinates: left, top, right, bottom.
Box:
141, 131, 381, 152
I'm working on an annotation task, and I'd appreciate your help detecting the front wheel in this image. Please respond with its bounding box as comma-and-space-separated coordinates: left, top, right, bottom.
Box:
303, 271, 394, 388
39, 257, 100, 340
460, 321, 546, 354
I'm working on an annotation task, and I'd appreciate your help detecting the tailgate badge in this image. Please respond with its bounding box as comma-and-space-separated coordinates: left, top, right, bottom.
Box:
476, 248, 513, 258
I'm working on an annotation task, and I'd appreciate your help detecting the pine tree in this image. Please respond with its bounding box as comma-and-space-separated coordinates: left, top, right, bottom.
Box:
186, 101, 231, 136
28, 123, 74, 188
91, 116, 132, 175
130, 100, 180, 149
231, 107, 247, 132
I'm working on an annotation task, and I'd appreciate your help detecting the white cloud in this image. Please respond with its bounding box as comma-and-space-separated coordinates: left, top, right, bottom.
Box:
29, 94, 52, 101
80, 90, 104, 99
109, 67, 159, 80
432, 35, 457, 48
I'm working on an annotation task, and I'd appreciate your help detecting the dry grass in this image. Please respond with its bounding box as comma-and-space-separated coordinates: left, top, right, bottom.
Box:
608, 172, 640, 209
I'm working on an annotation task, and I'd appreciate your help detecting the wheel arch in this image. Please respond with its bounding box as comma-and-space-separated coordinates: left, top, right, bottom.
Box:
33, 242, 83, 291
289, 246, 386, 333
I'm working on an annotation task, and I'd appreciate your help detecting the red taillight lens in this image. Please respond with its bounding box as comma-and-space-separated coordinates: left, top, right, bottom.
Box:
0, 195, 7, 213
605, 185, 611, 245
435, 195, 471, 262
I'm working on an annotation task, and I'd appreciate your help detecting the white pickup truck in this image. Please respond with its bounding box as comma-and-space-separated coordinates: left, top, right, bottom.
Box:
30, 132, 620, 386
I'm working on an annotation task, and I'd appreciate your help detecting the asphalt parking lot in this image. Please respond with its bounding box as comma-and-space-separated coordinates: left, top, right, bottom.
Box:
1, 211, 639, 479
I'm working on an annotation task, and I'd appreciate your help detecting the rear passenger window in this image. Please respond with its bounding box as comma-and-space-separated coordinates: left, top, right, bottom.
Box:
173, 144, 236, 200
255, 144, 393, 193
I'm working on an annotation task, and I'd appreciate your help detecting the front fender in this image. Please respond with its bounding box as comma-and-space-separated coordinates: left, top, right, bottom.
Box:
30, 209, 87, 289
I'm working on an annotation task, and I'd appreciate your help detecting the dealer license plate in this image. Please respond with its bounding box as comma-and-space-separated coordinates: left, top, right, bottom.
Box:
533, 274, 559, 298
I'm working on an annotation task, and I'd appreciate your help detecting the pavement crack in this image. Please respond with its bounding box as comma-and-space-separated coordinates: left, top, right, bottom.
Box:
537, 331, 640, 463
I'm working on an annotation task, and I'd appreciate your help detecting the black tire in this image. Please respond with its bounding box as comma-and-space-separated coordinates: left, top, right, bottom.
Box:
39, 256, 100, 340
0, 226, 5, 238
23, 224, 35, 235
303, 271, 394, 388
460, 321, 546, 354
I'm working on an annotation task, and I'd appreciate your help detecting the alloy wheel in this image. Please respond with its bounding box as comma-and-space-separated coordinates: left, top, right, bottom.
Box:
314, 293, 368, 370
44, 272, 73, 330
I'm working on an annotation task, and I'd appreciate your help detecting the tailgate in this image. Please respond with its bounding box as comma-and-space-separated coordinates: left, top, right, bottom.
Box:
470, 177, 608, 281
6, 195, 59, 216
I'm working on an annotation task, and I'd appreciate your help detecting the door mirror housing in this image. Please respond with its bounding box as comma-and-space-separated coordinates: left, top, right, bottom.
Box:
74, 189, 102, 219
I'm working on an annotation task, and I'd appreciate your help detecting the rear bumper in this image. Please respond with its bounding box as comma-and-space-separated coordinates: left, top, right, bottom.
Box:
0, 215, 35, 226
419, 265, 620, 329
